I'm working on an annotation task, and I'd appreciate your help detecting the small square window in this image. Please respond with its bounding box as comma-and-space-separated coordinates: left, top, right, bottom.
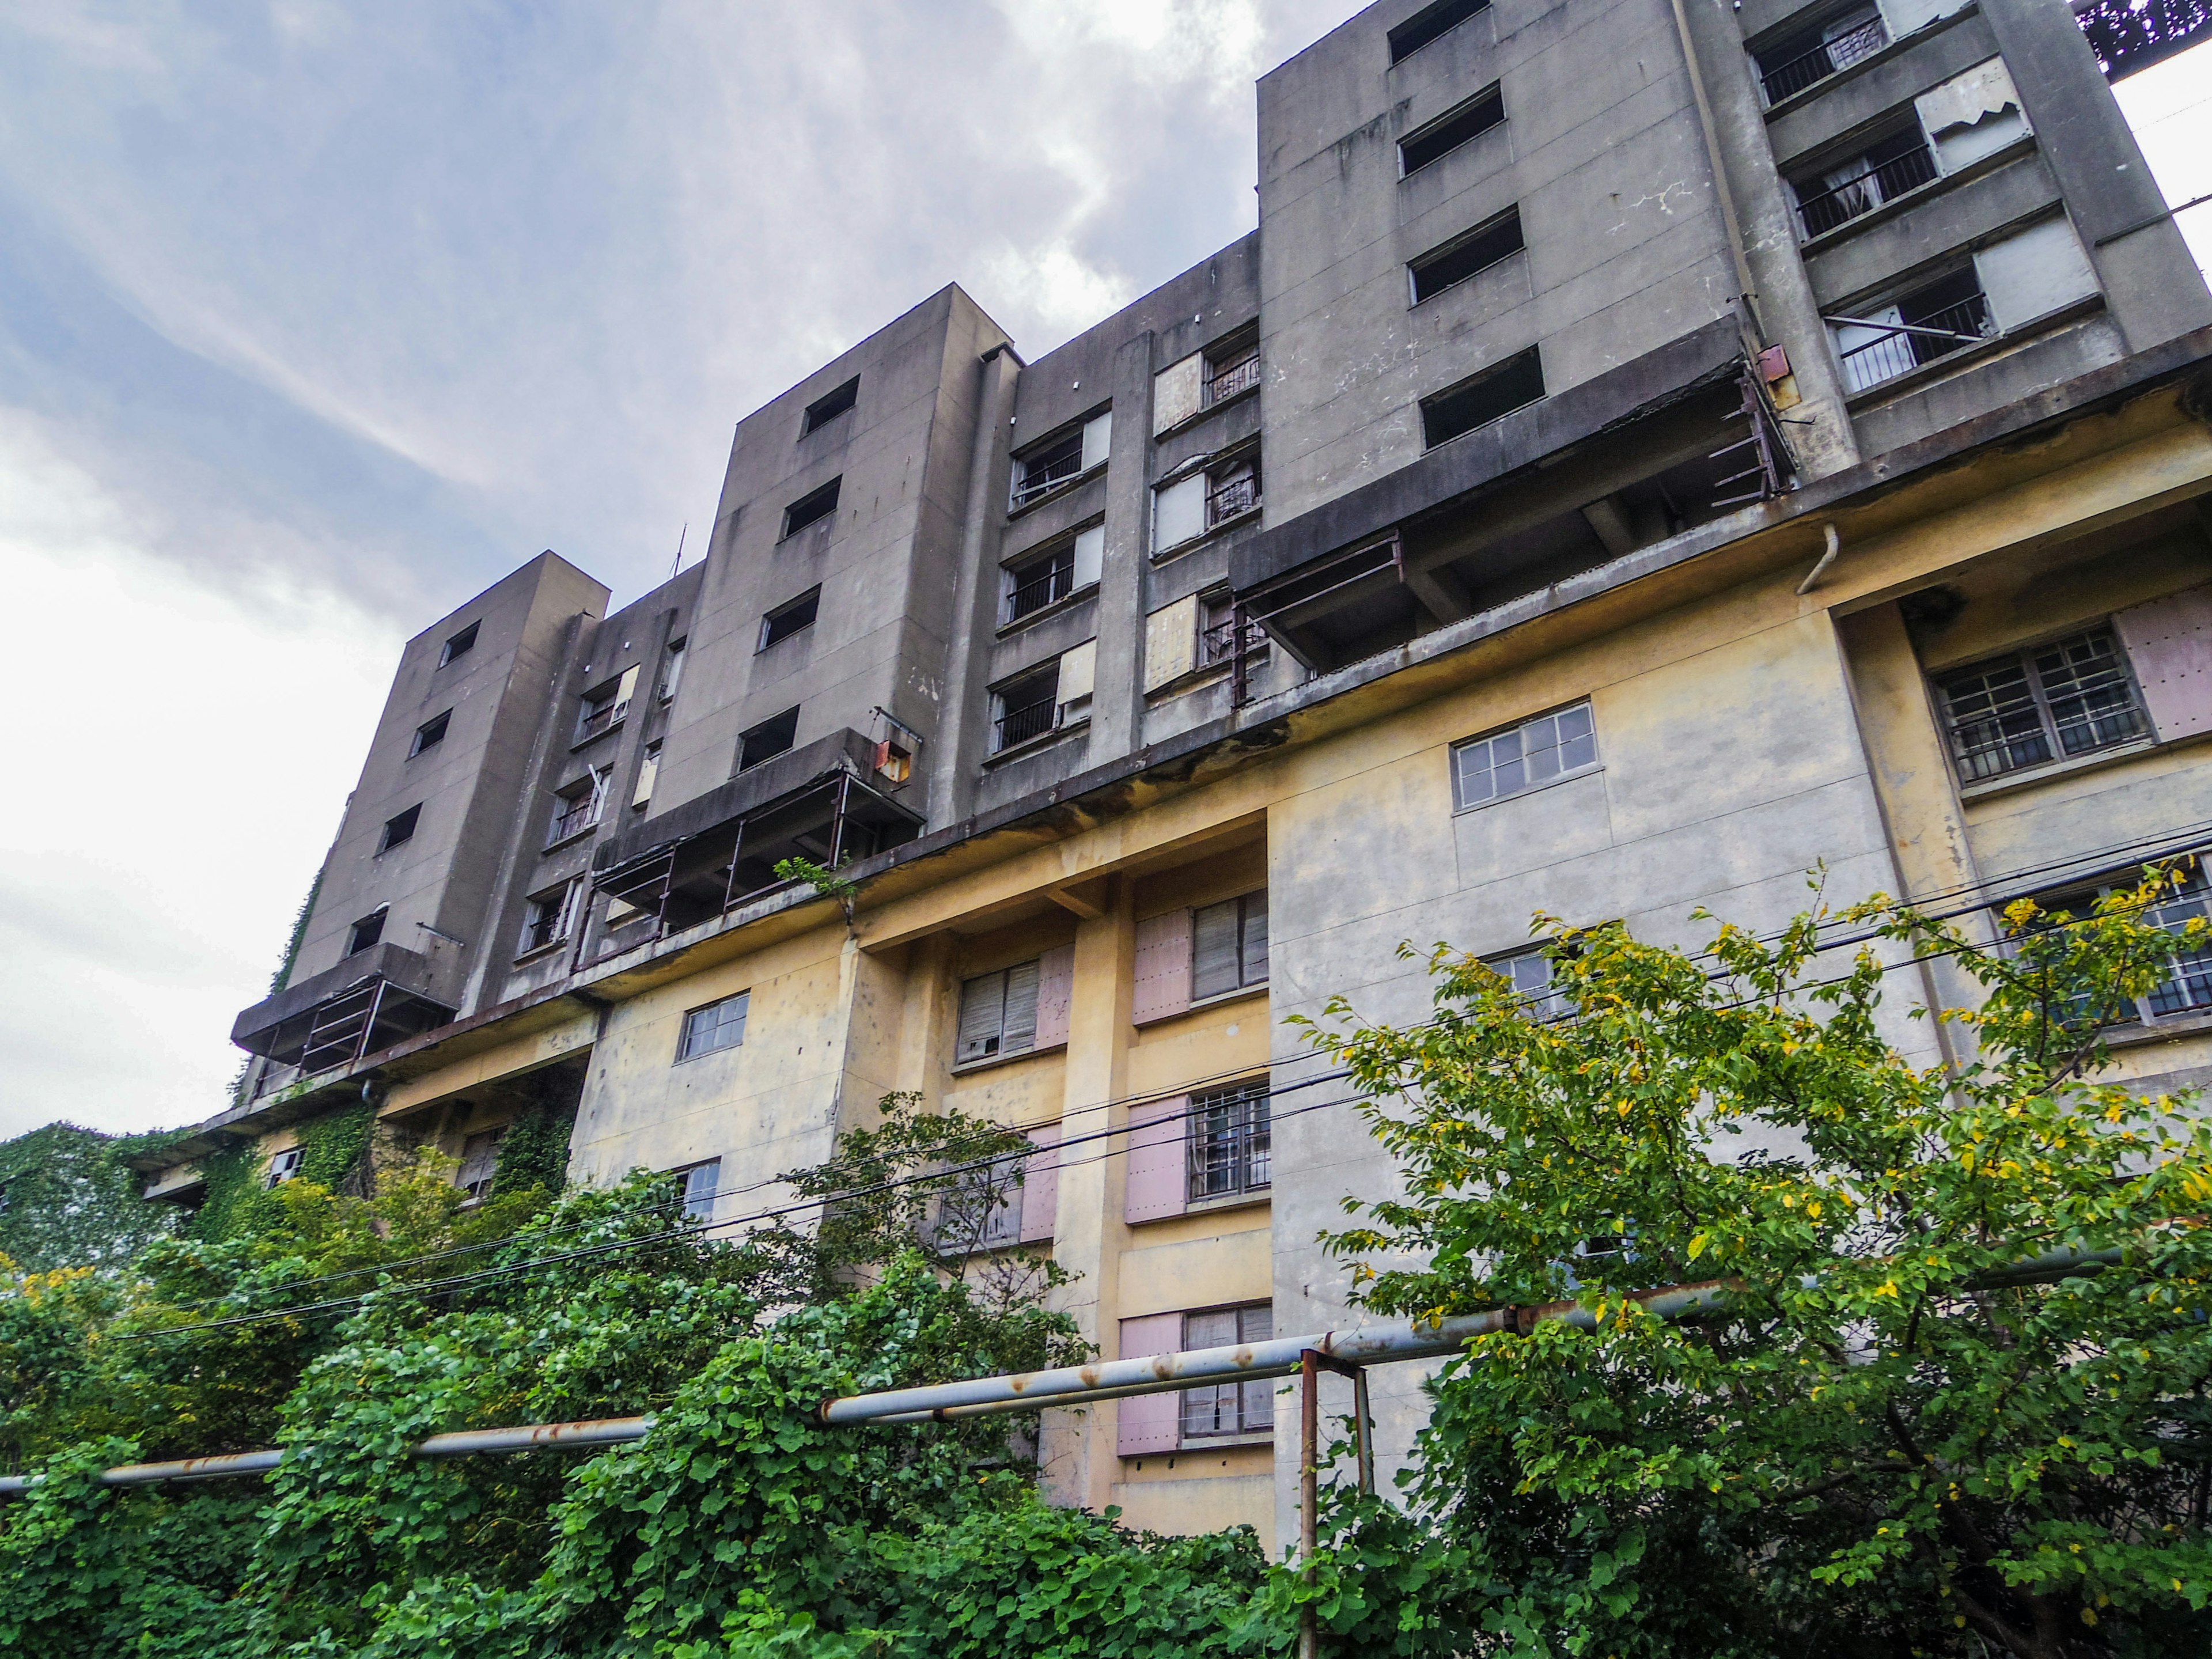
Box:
347, 908, 387, 955
378, 805, 421, 853
1192, 892, 1268, 1000
738, 707, 800, 771
264, 1146, 305, 1190
1179, 1304, 1274, 1437
409, 711, 450, 757
801, 376, 859, 434
677, 993, 750, 1062
760, 588, 821, 650
439, 622, 479, 666
670, 1158, 722, 1221
1451, 701, 1596, 809
782, 478, 842, 538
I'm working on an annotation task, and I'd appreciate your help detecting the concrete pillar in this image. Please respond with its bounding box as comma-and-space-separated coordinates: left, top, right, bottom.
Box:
1090, 335, 1158, 758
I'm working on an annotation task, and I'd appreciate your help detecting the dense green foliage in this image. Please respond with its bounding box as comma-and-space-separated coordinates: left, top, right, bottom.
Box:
1308, 871, 2212, 1659
188, 1103, 376, 1245
0, 1124, 179, 1272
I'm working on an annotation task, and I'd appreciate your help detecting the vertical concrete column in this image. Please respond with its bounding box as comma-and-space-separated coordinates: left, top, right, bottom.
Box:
1978, 0, 2212, 350
1038, 875, 1137, 1516
1682, 0, 1861, 477
891, 934, 954, 1100
1090, 334, 1158, 759
931, 346, 1024, 825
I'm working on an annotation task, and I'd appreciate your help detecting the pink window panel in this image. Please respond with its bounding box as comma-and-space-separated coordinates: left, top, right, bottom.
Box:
2117, 582, 2212, 742
1123, 1093, 1188, 1224
1019, 1123, 1060, 1244
1115, 1312, 1183, 1456
1132, 910, 1192, 1025
1034, 944, 1076, 1049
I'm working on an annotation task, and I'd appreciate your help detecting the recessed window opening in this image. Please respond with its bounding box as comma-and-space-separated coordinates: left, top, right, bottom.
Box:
800, 376, 859, 435
991, 663, 1061, 753
781, 478, 842, 539
677, 991, 750, 1062
2006, 863, 2212, 1025
1193, 891, 1268, 1000
1006, 541, 1078, 622
1409, 206, 1524, 304
548, 768, 609, 843
576, 668, 636, 742
658, 637, 687, 703
957, 960, 1041, 1064
1180, 1304, 1275, 1436
1490, 944, 1575, 1021
409, 711, 450, 757
1831, 268, 1993, 393
669, 1157, 723, 1220
347, 908, 388, 956
1010, 411, 1111, 511
1399, 84, 1505, 175
1199, 590, 1268, 671
457, 1130, 503, 1203
264, 1147, 305, 1190
738, 706, 801, 771
1204, 334, 1261, 406
438, 622, 479, 666
1206, 453, 1261, 529
1756, 5, 1887, 104
1452, 700, 1596, 808
1935, 627, 2145, 783
633, 740, 661, 810
1791, 123, 1936, 240
378, 805, 421, 853
1188, 1078, 1271, 1202
1421, 345, 1546, 448
1388, 0, 1490, 62
759, 588, 821, 650
520, 880, 581, 955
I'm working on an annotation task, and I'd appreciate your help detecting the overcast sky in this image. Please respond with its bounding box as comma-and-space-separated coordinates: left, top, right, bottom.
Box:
0, 4, 2206, 1141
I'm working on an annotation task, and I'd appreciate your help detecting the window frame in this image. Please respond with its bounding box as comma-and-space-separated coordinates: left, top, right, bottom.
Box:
1178, 1302, 1276, 1440
988, 662, 1063, 755
1999, 862, 2212, 1029
955, 959, 1043, 1068
1421, 344, 1546, 448
1202, 331, 1261, 408
346, 907, 388, 956
1408, 206, 1524, 306
1931, 625, 2149, 788
668, 1158, 722, 1222
378, 805, 422, 854
1485, 942, 1575, 1022
800, 376, 859, 435
1191, 891, 1268, 1002
1186, 1077, 1271, 1203
676, 991, 751, 1063
658, 636, 687, 703
518, 878, 581, 957
780, 478, 842, 539
1003, 539, 1080, 623
1450, 699, 1599, 811
737, 706, 801, 772
759, 588, 821, 652
438, 622, 479, 666
409, 710, 451, 758
1398, 82, 1505, 177
547, 767, 611, 845
264, 1146, 305, 1190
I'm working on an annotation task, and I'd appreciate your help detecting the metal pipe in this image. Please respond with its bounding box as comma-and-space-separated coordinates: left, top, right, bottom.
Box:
1299, 1350, 1320, 1659
1353, 1369, 1374, 1498
1796, 522, 1842, 595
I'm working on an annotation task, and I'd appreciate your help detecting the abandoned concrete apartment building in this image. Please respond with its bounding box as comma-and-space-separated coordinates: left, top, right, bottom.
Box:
138, 0, 2212, 1544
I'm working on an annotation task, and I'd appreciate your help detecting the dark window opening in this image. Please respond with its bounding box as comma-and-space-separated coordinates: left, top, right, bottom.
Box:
1791, 126, 1937, 239
1756, 6, 1887, 103
548, 768, 609, 844
347, 908, 387, 955
1200, 590, 1268, 672
1936, 627, 2146, 783
1399, 83, 1505, 175
800, 377, 858, 435
520, 881, 577, 955
409, 710, 450, 757
1188, 1078, 1271, 1201
576, 673, 632, 741
1204, 334, 1261, 406
991, 664, 1060, 753
1388, 0, 1490, 63
781, 478, 842, 539
1006, 543, 1077, 622
1834, 268, 1993, 393
439, 622, 479, 666
1206, 453, 1261, 529
738, 706, 801, 771
759, 588, 821, 650
1421, 346, 1546, 448
1012, 428, 1087, 509
1410, 206, 1524, 304
378, 805, 421, 853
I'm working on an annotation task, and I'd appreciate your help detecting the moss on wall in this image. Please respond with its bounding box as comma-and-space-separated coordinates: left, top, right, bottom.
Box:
493, 1100, 577, 1200
188, 1102, 374, 1244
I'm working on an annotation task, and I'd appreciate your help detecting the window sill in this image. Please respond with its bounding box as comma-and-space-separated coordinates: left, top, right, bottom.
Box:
950, 1039, 1069, 1078
1187, 983, 1269, 1016
1452, 760, 1604, 816
674, 1040, 745, 1067
1145, 661, 1236, 701
1152, 506, 1263, 566
1007, 462, 1107, 521
1797, 133, 2035, 256
2100, 1009, 2212, 1051
542, 824, 600, 854
983, 716, 1090, 769
997, 581, 1101, 638
1179, 1428, 1277, 1450
1956, 736, 2159, 804
1153, 379, 1259, 442
1182, 1187, 1271, 1218
570, 719, 624, 753
1759, 4, 1975, 123
510, 939, 569, 967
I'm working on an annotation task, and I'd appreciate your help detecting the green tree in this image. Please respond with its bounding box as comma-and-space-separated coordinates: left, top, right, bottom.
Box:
1306, 870, 2212, 1658
0, 1124, 178, 1273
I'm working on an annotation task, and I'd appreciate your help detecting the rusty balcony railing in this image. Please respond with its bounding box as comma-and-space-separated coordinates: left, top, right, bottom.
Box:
1760, 15, 1887, 103
1205, 351, 1261, 406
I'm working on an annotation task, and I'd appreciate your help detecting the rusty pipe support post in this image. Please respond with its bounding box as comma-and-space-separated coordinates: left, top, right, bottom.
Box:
1300, 1349, 1320, 1659
1353, 1367, 1373, 1497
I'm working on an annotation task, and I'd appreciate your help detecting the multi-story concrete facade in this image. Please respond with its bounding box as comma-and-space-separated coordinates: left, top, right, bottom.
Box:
142, 0, 2212, 1549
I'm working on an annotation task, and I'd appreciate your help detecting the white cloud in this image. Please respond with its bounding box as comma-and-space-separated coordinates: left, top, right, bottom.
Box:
0, 412, 392, 1135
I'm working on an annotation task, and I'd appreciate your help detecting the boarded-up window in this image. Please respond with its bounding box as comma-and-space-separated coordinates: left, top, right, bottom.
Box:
632, 741, 661, 809
1116, 1312, 1184, 1455
1153, 474, 1207, 554
1132, 909, 1194, 1024
1192, 891, 1268, 1000
1020, 1123, 1060, 1245
1180, 1304, 1275, 1438
1143, 595, 1200, 691
1034, 944, 1076, 1049
2116, 583, 2212, 742
1154, 353, 1204, 433
957, 960, 1041, 1065
1124, 1094, 1188, 1223
457, 1130, 503, 1202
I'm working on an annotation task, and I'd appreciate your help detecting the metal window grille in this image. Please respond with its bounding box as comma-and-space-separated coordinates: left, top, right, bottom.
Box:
520, 885, 574, 953
2003, 864, 2212, 1025
577, 690, 626, 740
677, 991, 751, 1062
1759, 13, 1887, 103
1452, 702, 1597, 808
1010, 432, 1086, 510
991, 670, 1060, 752
1937, 629, 2144, 783
1187, 1079, 1271, 1201
1205, 349, 1260, 406
1835, 294, 1993, 393
1199, 603, 1267, 670
549, 774, 607, 844
1006, 546, 1077, 621
1795, 139, 1938, 238
1206, 463, 1260, 528
1179, 1304, 1275, 1438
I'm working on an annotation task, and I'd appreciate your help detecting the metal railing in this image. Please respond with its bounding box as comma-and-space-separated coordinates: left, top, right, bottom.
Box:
1009, 445, 1085, 510
1006, 556, 1075, 621
575, 697, 627, 741
1199, 613, 1267, 671
520, 910, 566, 953
1206, 472, 1260, 527
1205, 351, 1260, 406
1835, 294, 1992, 393
1760, 15, 1887, 103
548, 797, 600, 844
1796, 141, 1937, 237
992, 696, 1059, 752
